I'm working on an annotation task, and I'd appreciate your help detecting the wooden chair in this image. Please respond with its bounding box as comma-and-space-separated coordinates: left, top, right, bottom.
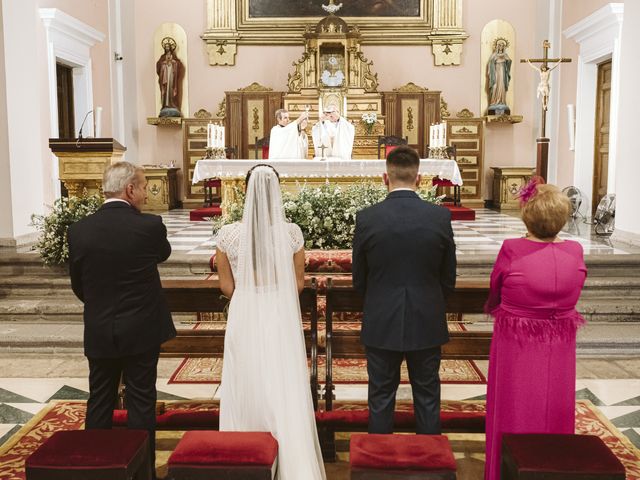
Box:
431, 145, 461, 206
203, 147, 237, 207
254, 136, 270, 160
377, 135, 408, 159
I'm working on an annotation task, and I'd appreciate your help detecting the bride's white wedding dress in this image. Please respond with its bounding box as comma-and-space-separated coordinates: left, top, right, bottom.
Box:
216, 167, 326, 480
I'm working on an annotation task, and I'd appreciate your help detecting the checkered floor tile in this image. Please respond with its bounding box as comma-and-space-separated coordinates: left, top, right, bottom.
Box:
161, 208, 630, 257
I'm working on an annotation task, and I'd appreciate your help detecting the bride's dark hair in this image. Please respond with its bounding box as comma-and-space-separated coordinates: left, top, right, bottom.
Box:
245, 164, 280, 186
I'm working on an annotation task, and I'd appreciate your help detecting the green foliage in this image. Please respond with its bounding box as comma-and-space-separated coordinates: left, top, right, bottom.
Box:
31, 194, 103, 266
212, 181, 442, 250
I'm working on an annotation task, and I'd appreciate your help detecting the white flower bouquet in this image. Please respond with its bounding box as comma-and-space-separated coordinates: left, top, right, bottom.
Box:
360, 113, 377, 135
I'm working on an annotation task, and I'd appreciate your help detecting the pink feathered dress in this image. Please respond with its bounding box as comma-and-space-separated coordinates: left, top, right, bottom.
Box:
484, 238, 587, 480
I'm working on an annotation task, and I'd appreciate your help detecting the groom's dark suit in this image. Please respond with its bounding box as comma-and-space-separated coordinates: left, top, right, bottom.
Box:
352, 190, 456, 434
68, 201, 176, 472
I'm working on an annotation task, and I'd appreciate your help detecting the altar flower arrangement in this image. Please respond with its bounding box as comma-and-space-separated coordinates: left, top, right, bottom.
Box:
31, 194, 104, 266
213, 181, 441, 250
360, 113, 377, 135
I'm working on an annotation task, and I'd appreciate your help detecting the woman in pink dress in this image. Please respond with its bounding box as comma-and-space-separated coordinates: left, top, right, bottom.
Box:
484, 182, 587, 480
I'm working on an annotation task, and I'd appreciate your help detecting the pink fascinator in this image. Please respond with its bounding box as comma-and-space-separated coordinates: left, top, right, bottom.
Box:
517, 176, 545, 205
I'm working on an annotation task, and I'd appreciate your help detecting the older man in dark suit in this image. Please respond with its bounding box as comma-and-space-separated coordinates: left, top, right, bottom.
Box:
352, 146, 456, 434
68, 161, 175, 475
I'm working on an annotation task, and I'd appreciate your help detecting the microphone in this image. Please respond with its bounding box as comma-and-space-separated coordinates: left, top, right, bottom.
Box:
76, 110, 93, 147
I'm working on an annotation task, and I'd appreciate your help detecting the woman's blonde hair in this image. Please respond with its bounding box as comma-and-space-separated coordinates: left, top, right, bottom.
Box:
521, 184, 570, 239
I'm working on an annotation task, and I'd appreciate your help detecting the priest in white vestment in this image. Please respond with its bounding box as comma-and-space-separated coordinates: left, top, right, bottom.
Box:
268, 109, 309, 159
311, 104, 355, 160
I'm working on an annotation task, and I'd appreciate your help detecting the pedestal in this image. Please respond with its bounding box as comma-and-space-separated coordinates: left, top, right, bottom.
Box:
536, 137, 549, 181
49, 138, 126, 197
491, 166, 535, 210
142, 166, 180, 211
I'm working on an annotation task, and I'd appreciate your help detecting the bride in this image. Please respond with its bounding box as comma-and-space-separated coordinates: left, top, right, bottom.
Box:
215, 165, 326, 480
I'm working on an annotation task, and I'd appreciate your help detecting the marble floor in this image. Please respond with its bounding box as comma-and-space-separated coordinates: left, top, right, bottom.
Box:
161, 208, 638, 257
1, 355, 639, 453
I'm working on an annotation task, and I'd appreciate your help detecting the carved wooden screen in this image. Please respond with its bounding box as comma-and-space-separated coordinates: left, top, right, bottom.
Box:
225, 86, 284, 160
383, 85, 441, 157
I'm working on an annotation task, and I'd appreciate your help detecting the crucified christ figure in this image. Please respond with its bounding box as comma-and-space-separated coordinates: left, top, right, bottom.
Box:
526, 59, 563, 111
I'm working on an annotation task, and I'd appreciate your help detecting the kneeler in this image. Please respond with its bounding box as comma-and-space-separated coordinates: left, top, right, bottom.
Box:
25, 429, 152, 480
168, 431, 278, 480
501, 434, 625, 480
350, 433, 457, 479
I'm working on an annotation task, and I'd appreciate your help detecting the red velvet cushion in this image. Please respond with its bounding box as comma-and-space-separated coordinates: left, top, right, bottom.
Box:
432, 176, 455, 187
26, 430, 148, 468
262, 146, 269, 159
503, 434, 625, 474
385, 144, 400, 157
169, 431, 277, 466
350, 434, 456, 470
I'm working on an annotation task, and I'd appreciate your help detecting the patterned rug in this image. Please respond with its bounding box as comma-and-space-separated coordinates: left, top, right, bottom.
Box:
0, 400, 638, 480
168, 322, 486, 384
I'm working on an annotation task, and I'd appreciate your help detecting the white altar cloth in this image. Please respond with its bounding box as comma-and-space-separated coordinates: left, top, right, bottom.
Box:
192, 159, 463, 185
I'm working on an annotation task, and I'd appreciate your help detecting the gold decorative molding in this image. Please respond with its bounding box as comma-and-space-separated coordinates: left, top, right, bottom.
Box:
485, 114, 523, 124
456, 108, 475, 118
431, 40, 463, 66
216, 98, 226, 119
147, 117, 183, 126
406, 107, 415, 131
238, 82, 273, 92
203, 0, 468, 66
440, 97, 451, 118
393, 82, 429, 93
193, 109, 212, 119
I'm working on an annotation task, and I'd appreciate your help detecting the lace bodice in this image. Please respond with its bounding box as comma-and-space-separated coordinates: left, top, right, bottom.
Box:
215, 222, 304, 278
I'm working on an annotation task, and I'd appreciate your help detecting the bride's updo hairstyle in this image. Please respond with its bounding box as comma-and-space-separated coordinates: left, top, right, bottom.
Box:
245, 163, 280, 186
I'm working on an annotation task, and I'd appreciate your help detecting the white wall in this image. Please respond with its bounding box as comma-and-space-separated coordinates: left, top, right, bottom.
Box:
613, 0, 640, 243
0, 0, 46, 245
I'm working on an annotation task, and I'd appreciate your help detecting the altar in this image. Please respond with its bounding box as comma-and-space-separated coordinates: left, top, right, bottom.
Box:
192, 158, 462, 210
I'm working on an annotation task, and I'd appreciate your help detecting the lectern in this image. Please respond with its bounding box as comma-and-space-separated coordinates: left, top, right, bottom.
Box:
49, 138, 126, 197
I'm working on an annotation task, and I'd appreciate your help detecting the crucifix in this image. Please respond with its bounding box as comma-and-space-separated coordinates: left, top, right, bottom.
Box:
520, 40, 571, 181
319, 143, 328, 161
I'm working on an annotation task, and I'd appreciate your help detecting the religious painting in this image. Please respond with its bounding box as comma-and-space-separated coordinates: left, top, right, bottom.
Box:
248, 0, 421, 18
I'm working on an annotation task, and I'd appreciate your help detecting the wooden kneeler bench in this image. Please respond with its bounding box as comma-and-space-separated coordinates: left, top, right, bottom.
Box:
25, 430, 152, 480
168, 431, 278, 480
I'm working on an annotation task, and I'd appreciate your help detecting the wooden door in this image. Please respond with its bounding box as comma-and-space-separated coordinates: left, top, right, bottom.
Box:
592, 59, 612, 216
56, 63, 75, 138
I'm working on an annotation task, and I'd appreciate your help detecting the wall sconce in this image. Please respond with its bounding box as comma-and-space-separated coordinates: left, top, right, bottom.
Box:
567, 104, 576, 151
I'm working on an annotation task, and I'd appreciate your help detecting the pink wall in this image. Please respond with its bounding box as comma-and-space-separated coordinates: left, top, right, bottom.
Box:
556, 0, 623, 188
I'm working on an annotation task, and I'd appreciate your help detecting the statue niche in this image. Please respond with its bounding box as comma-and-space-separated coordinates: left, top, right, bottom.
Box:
156, 36, 185, 117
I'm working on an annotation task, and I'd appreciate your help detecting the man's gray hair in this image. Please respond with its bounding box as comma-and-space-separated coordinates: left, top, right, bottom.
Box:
275, 109, 288, 122
103, 161, 144, 196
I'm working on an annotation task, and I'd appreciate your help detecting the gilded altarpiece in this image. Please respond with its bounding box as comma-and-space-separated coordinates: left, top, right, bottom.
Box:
446, 111, 485, 205
283, 14, 385, 159
203, 0, 467, 66
182, 109, 217, 204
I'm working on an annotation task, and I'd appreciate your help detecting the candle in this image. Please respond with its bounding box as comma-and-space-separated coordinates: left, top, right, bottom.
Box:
207, 123, 212, 149
429, 124, 434, 147
343, 96, 347, 118
319, 97, 323, 116
94, 106, 102, 138
442, 123, 447, 147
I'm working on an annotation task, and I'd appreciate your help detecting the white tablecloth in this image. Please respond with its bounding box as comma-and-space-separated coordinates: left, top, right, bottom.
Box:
192, 158, 463, 185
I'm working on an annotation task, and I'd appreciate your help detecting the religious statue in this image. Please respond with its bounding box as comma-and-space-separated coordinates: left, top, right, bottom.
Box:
487, 38, 512, 115
156, 37, 184, 117
525, 59, 562, 111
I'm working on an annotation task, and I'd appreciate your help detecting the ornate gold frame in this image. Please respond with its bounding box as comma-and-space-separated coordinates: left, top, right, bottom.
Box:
204, 0, 467, 66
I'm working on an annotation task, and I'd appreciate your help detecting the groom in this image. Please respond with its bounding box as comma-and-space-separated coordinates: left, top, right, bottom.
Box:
352, 146, 456, 434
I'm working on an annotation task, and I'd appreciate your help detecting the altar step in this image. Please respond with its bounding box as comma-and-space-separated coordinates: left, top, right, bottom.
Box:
1, 320, 639, 356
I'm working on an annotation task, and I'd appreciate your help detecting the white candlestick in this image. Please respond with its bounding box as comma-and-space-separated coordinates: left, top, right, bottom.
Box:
207, 124, 211, 149
319, 97, 323, 116
442, 123, 447, 147
94, 106, 102, 138
343, 96, 347, 118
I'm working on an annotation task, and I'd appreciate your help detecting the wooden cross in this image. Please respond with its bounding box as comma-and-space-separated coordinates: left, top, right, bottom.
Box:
520, 40, 572, 180
319, 143, 328, 160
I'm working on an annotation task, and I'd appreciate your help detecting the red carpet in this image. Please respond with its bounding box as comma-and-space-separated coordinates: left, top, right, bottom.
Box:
444, 205, 475, 221
189, 206, 222, 221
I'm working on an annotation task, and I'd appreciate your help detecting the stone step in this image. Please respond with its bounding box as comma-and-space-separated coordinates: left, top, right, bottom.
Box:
1, 321, 638, 356
0, 275, 72, 296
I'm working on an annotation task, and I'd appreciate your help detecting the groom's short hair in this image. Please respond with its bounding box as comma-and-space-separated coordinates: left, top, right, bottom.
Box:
386, 146, 420, 184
